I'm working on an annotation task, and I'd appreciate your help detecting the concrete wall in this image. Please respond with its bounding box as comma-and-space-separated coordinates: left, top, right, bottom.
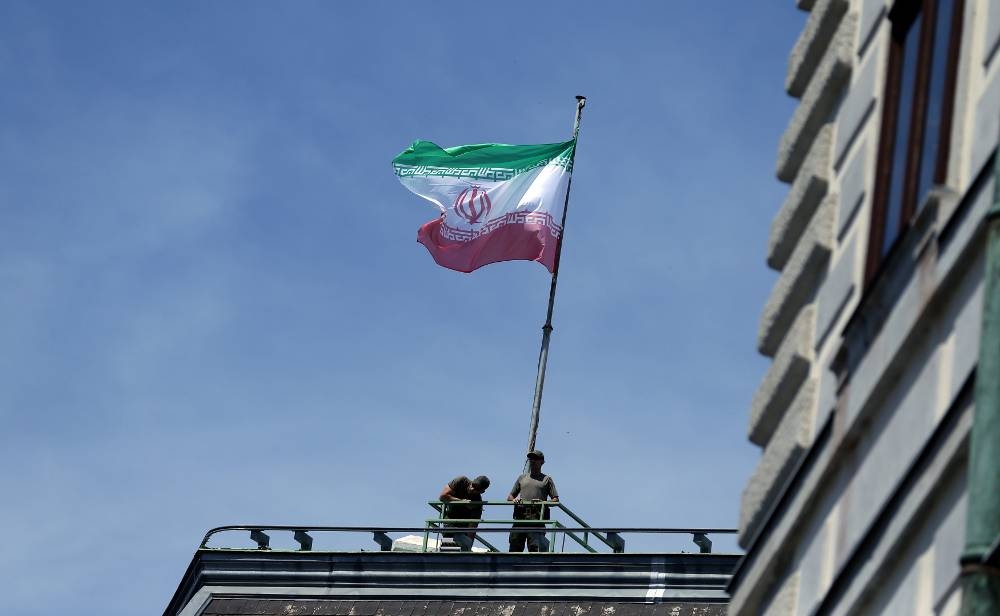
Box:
732, 1, 999, 613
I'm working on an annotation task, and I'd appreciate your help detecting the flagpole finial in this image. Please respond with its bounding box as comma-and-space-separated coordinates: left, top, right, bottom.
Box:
572, 97, 586, 139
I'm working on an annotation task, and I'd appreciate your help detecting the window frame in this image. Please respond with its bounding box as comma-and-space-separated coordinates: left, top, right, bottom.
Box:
865, 0, 964, 286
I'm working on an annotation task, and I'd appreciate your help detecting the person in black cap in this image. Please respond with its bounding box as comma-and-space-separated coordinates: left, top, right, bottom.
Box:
439, 475, 490, 543
507, 450, 559, 552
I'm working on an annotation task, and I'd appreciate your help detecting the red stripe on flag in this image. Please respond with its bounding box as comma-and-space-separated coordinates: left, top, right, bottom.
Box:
416, 216, 558, 273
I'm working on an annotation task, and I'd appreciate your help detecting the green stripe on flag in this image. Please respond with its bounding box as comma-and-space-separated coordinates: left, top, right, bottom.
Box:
393, 139, 575, 181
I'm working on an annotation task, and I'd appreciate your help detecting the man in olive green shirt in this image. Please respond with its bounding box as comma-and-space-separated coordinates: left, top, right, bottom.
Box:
439, 475, 490, 545
507, 450, 558, 552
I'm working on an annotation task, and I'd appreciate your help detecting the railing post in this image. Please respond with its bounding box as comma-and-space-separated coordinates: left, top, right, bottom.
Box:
606, 532, 625, 553
250, 529, 270, 550
372, 532, 393, 551
693, 533, 713, 554
293, 530, 313, 551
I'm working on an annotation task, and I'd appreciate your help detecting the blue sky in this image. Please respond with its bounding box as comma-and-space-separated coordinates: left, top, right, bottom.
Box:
1, 2, 805, 613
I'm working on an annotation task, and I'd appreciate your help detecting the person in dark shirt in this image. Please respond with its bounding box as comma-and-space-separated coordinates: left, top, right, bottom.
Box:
507, 450, 558, 552
439, 475, 490, 543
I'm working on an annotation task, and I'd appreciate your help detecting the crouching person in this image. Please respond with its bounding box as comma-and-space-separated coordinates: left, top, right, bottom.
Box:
439, 474, 490, 550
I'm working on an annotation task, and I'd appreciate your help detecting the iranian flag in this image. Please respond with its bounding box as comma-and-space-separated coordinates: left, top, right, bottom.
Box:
393, 139, 576, 273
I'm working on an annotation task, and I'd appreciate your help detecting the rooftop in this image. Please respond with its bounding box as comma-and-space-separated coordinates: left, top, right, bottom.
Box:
166, 502, 740, 616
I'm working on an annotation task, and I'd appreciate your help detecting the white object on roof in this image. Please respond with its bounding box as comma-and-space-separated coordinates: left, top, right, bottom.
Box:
391, 534, 488, 553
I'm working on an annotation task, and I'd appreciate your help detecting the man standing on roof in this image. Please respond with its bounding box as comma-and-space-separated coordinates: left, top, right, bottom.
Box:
439, 475, 490, 545
507, 450, 559, 552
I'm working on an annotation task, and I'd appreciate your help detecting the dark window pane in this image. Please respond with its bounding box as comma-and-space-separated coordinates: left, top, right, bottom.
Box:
883, 13, 923, 256
917, 0, 955, 203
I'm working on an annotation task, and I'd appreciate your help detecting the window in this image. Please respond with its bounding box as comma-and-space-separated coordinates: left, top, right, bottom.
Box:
866, 0, 963, 283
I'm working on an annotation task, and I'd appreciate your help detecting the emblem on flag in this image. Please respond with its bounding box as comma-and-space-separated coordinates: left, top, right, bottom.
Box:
453, 186, 492, 225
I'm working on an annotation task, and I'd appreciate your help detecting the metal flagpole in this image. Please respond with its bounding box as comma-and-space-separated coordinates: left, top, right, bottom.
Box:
524, 95, 587, 460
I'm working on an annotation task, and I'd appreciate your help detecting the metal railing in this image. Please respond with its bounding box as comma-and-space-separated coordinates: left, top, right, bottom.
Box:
198, 501, 736, 555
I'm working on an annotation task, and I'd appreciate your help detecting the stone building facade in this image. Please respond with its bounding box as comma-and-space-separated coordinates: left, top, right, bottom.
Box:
732, 0, 1000, 613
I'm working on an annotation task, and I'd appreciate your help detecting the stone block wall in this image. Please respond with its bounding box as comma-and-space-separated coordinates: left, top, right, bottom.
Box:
732, 1, 999, 614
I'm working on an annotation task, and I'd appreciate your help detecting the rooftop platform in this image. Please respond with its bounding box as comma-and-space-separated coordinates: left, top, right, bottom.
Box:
167, 534, 739, 615
168, 548, 738, 615
167, 503, 739, 615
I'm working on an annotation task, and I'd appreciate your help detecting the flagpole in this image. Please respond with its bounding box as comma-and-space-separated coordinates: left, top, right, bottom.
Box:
524, 95, 586, 460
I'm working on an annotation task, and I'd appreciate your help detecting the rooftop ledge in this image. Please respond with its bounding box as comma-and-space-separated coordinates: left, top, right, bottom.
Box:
165, 502, 741, 615
165, 520, 741, 616
166, 544, 741, 616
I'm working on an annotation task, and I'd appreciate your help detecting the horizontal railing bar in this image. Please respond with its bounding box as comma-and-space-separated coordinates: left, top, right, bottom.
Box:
205, 525, 736, 533
202, 525, 737, 546
428, 500, 630, 507
426, 519, 559, 524
428, 500, 565, 504
205, 525, 737, 533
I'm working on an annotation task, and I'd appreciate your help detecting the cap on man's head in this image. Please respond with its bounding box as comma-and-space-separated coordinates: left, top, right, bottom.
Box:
526, 450, 545, 460
472, 475, 490, 490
